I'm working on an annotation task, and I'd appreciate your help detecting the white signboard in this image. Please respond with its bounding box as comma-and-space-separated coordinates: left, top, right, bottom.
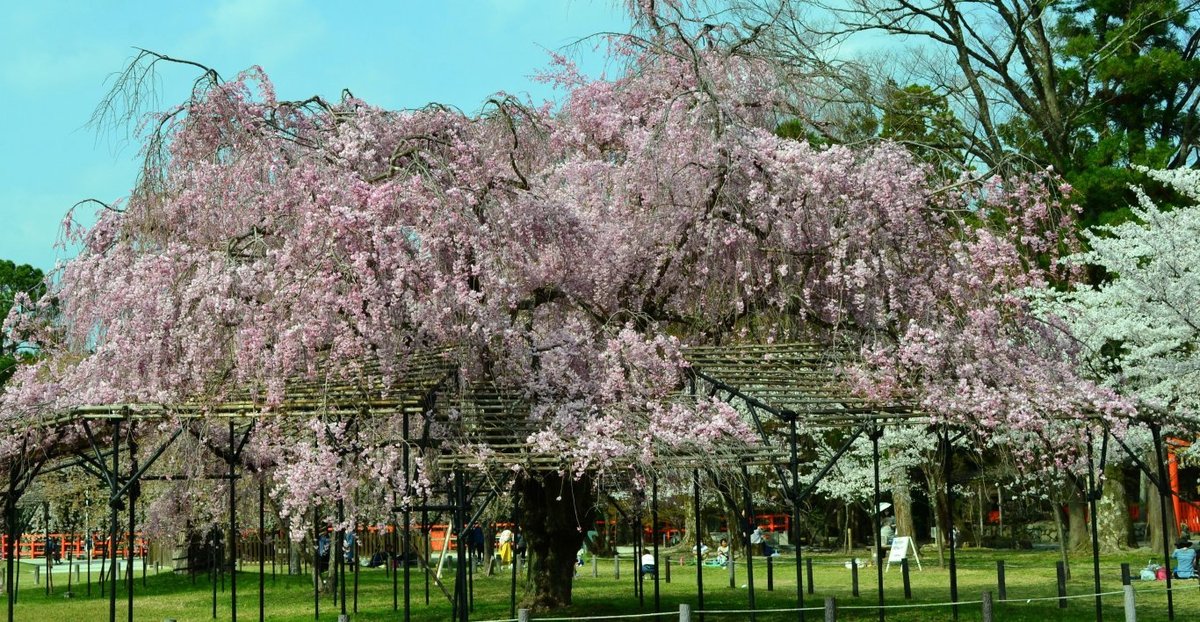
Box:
885, 536, 922, 571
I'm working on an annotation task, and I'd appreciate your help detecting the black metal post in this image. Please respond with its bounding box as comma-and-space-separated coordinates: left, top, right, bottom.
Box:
212, 532, 218, 619
402, 407, 411, 622
741, 464, 756, 621
423, 503, 430, 606
393, 518, 399, 613
259, 476, 265, 622
901, 558, 911, 599
791, 418, 804, 622
871, 423, 885, 622
806, 557, 814, 595
312, 507, 319, 621
943, 428, 959, 621
6, 472, 20, 622
353, 524, 359, 615
44, 503, 50, 597
634, 512, 642, 605
509, 493, 519, 620
109, 420, 120, 622
694, 469, 704, 622
652, 476, 660, 612
10, 537, 17, 605
1086, 428, 1103, 622
229, 421, 238, 622
996, 560, 1006, 601
1151, 425, 1175, 620
467, 524, 474, 613
336, 499, 346, 617
127, 431, 137, 622
455, 471, 468, 622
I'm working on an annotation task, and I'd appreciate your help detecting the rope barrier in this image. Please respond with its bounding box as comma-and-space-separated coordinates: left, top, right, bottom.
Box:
483, 579, 1198, 621
531, 612, 677, 621
695, 606, 824, 614
838, 598, 984, 610
998, 588, 1125, 603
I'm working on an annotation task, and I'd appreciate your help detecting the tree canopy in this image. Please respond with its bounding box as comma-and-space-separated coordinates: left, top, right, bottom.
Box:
0, 11, 1145, 609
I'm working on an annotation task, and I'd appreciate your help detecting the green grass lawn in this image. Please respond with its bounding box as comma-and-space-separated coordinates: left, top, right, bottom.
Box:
4, 549, 1198, 621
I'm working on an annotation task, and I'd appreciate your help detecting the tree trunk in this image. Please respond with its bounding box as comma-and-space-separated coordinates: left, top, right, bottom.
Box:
1096, 464, 1133, 552
1145, 467, 1177, 553
1052, 501, 1071, 580
891, 469, 917, 542
519, 473, 595, 611
926, 473, 947, 567
1067, 498, 1089, 552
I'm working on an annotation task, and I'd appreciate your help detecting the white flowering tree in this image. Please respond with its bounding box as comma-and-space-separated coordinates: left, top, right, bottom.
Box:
1036, 167, 1200, 422
1034, 167, 1200, 552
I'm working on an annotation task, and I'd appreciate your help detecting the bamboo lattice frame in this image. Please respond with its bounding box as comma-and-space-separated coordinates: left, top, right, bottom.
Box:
12, 342, 914, 473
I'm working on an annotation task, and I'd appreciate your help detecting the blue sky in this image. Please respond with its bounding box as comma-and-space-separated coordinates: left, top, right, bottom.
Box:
0, 0, 628, 273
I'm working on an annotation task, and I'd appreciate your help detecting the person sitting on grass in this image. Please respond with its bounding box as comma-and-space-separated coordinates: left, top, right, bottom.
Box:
1173, 537, 1196, 579
714, 539, 730, 566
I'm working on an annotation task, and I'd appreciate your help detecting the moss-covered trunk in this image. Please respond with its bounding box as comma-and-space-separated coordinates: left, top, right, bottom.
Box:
1096, 464, 1134, 551
519, 473, 595, 611
891, 468, 917, 542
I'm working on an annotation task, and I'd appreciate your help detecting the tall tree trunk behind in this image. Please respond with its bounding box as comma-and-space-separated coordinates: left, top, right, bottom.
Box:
1096, 464, 1134, 551
925, 471, 947, 567
1067, 498, 1090, 552
1144, 465, 1177, 554
1051, 501, 1071, 580
519, 473, 595, 611
891, 468, 917, 542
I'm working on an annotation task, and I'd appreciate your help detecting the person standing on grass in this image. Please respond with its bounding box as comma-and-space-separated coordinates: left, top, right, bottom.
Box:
498, 527, 514, 568
469, 524, 485, 564
640, 550, 656, 576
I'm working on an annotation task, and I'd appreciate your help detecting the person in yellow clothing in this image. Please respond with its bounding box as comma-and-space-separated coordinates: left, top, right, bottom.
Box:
498, 528, 514, 567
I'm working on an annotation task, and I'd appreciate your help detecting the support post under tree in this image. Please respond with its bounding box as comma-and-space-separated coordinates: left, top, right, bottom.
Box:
943, 427, 959, 621
509, 492, 520, 620
127, 430, 138, 622
1151, 425, 1175, 621
4, 435, 34, 622
336, 499, 346, 618
792, 417, 804, 622
871, 422, 885, 622
312, 507, 319, 621
741, 463, 757, 621
693, 469, 704, 622
1086, 428, 1103, 622
259, 475, 265, 622
229, 421, 238, 622
652, 475, 660, 613
44, 503, 50, 598
109, 420, 121, 622
402, 408, 411, 622
455, 470, 468, 622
